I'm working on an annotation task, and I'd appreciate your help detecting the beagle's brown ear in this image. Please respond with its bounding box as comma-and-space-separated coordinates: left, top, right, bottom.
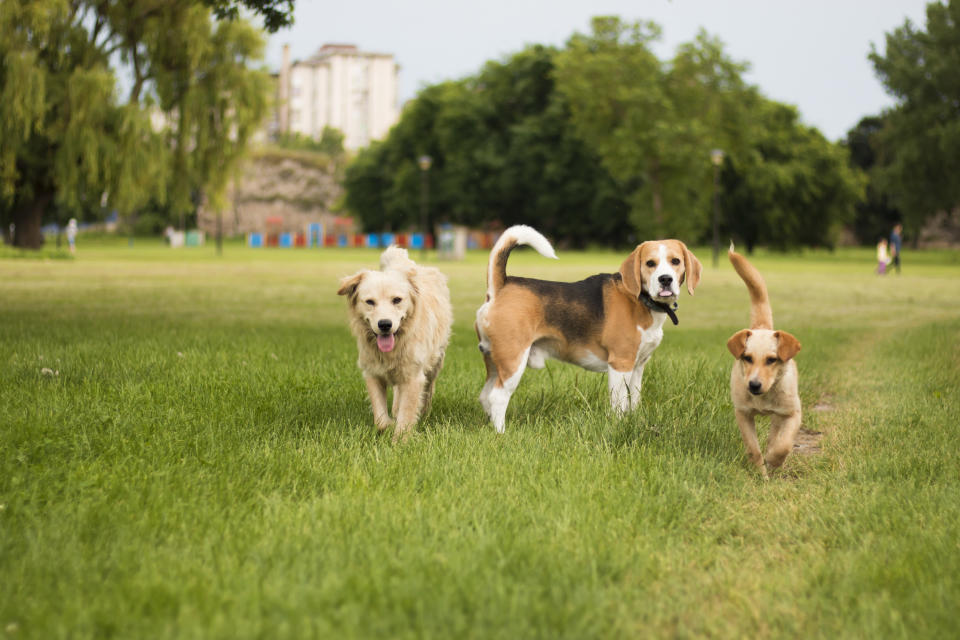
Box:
619, 243, 648, 298
681, 242, 702, 295
727, 329, 751, 358
775, 331, 801, 361
337, 271, 366, 297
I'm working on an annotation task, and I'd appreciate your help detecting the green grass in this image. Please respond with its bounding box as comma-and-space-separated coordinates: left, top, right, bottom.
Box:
2, 238, 959, 638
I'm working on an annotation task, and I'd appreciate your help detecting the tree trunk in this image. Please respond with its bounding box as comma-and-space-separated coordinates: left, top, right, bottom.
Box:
12, 194, 51, 249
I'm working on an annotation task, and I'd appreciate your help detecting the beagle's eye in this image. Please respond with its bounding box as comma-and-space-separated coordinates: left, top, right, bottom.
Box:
766, 357, 778, 365
645, 260, 656, 268
364, 299, 375, 306
671, 258, 681, 265
742, 355, 753, 363
392, 297, 402, 305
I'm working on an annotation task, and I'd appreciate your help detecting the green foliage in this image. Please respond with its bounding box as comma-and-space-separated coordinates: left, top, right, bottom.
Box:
203, 0, 294, 32
722, 101, 866, 251
869, 0, 960, 237
276, 127, 346, 159
845, 115, 903, 244
555, 18, 753, 240
0, 0, 271, 248
344, 16, 863, 250
344, 46, 631, 246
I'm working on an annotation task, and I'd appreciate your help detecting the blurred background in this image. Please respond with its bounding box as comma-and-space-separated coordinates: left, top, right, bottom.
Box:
2, 0, 957, 254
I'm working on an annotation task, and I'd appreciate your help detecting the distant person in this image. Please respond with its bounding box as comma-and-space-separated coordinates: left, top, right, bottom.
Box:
889, 223, 903, 275
66, 218, 78, 254
876, 238, 889, 275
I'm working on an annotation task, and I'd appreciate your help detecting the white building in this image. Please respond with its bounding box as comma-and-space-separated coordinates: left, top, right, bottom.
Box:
275, 43, 400, 150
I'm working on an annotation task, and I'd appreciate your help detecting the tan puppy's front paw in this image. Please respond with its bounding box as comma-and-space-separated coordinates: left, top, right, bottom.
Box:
375, 416, 395, 432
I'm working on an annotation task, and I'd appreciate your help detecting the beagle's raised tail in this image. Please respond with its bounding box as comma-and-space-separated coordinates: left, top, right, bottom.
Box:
486, 225, 557, 301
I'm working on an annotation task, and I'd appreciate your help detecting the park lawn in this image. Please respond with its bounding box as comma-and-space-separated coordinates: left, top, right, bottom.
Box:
1, 239, 958, 639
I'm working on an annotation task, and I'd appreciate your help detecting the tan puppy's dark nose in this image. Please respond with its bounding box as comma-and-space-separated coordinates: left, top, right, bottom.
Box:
377, 319, 392, 333
748, 379, 762, 395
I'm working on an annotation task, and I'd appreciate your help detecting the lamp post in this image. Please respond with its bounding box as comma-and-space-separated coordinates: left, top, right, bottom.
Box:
710, 148, 724, 268
418, 155, 432, 259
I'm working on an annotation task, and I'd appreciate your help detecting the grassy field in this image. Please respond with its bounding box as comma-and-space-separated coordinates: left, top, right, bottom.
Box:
2, 237, 959, 639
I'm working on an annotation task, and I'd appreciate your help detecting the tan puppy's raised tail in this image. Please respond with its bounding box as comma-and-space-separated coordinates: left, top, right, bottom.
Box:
486, 225, 557, 301
728, 241, 773, 330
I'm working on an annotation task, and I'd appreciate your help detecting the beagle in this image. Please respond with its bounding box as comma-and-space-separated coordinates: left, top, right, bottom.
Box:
475, 225, 702, 432
727, 243, 802, 477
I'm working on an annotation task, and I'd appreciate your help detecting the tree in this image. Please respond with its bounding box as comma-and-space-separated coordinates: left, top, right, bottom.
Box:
554, 17, 753, 240
845, 115, 902, 244
344, 45, 631, 247
203, 0, 294, 32
721, 100, 865, 251
0, 0, 271, 248
869, 0, 960, 242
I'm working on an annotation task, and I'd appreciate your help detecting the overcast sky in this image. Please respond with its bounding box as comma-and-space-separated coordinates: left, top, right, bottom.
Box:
263, 0, 931, 141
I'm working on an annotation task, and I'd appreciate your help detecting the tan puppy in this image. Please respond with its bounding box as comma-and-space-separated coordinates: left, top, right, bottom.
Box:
476, 225, 701, 432
338, 246, 452, 442
727, 244, 802, 477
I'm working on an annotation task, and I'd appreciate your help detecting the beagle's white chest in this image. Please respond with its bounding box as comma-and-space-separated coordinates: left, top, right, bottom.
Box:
634, 313, 667, 368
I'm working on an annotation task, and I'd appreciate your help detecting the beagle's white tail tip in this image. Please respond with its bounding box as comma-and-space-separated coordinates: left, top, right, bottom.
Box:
503, 224, 558, 260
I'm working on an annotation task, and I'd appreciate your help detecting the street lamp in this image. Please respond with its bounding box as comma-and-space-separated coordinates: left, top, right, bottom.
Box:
710, 148, 724, 268
418, 155, 432, 259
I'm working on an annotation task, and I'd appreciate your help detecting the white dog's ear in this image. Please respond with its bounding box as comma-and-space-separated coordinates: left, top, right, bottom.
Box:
405, 270, 421, 303
619, 243, 647, 298
337, 271, 366, 297
727, 329, 751, 358
679, 242, 702, 295
775, 331, 801, 361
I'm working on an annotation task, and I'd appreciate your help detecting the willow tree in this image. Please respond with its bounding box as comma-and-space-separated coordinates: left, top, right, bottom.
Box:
0, 0, 273, 248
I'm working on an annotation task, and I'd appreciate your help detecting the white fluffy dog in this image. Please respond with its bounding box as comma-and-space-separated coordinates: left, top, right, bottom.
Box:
337, 247, 452, 441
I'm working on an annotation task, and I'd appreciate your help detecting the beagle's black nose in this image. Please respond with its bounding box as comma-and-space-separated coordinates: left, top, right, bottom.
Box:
748, 380, 762, 395
377, 319, 392, 333
658, 274, 673, 286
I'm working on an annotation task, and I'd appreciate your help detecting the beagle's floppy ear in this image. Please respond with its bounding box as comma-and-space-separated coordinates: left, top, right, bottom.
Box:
680, 242, 702, 295
337, 271, 366, 297
618, 242, 648, 298
775, 331, 801, 361
727, 329, 751, 358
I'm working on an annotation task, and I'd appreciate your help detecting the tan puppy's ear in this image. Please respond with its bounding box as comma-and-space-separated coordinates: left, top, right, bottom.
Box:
337, 271, 366, 297
775, 331, 801, 361
727, 329, 751, 358
619, 243, 647, 298
680, 242, 702, 295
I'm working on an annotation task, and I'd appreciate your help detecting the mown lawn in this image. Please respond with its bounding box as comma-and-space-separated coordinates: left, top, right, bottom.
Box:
2, 238, 959, 639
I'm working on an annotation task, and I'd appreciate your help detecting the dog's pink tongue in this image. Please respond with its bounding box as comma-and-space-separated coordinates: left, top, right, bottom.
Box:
659, 289, 672, 297
377, 334, 395, 353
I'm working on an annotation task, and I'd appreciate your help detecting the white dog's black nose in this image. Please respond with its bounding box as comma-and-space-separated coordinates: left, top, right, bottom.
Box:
377, 319, 392, 333
658, 274, 673, 287
748, 380, 762, 395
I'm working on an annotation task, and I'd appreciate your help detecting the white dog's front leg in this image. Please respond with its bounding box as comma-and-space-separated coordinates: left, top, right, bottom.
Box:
608, 366, 632, 416
393, 372, 427, 442
364, 375, 393, 431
